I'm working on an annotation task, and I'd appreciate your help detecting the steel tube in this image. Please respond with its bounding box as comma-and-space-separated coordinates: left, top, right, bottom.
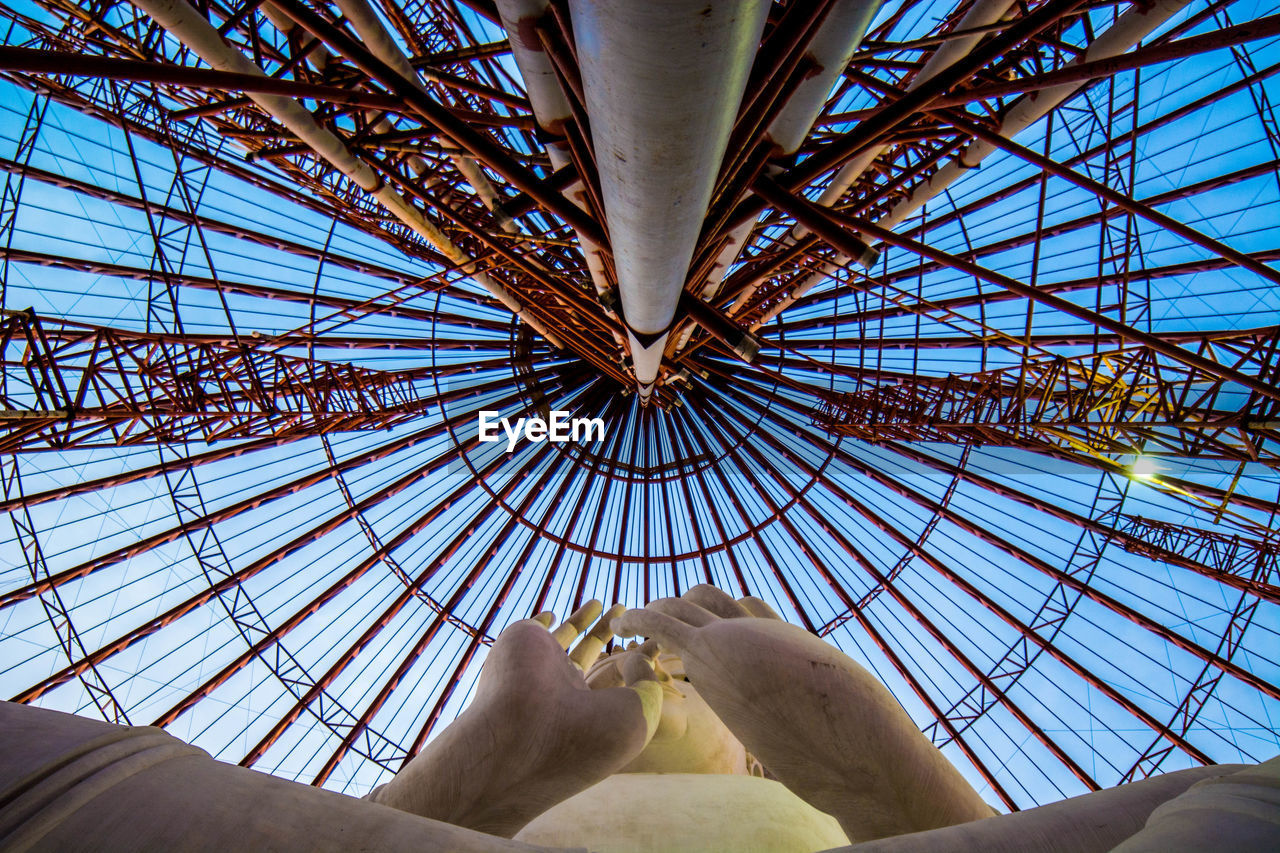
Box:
330, 0, 510, 221
687, 0, 881, 342
874, 0, 1194, 232
494, 0, 623, 353
818, 0, 1018, 209
130, 0, 563, 347
569, 0, 771, 393
731, 0, 1015, 324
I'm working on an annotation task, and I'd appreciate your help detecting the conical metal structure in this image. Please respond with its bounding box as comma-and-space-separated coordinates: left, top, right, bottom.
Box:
1, 0, 1278, 809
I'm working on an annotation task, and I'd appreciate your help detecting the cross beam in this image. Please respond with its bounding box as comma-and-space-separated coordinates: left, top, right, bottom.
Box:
0, 310, 435, 449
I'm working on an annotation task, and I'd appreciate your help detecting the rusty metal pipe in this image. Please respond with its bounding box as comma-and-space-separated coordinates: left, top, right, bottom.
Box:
331, 0, 511, 225
689, 0, 881, 331
764, 0, 881, 156
755, 0, 1193, 328
133, 0, 563, 347
815, 0, 1020, 210
495, 0, 624, 357
875, 0, 1195, 232
495, 0, 572, 135
744, 0, 1021, 324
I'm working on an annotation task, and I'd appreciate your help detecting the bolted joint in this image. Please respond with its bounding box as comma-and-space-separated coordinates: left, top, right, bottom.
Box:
598, 286, 619, 313
681, 293, 762, 364
855, 242, 881, 269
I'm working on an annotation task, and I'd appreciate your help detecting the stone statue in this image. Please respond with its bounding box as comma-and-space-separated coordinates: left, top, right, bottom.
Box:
2, 584, 1277, 851
365, 586, 994, 850
359, 584, 1279, 851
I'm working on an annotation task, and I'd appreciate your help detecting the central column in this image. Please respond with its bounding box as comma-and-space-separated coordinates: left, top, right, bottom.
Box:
569, 0, 770, 398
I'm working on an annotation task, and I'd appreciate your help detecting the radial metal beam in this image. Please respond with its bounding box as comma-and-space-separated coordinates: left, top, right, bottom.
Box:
1, 455, 132, 725
0, 368, 561, 612
944, 111, 1280, 289
0, 159, 452, 280
776, 252, 1280, 337
0, 45, 404, 110
771, 154, 1280, 330
0, 247, 512, 335
778, 328, 1275, 351
0, 66, 406, 248
522, 390, 633, 610
929, 12, 1280, 108
681, 0, 881, 328
752, 176, 1280, 405
891, 54, 1280, 247
0, 433, 300, 513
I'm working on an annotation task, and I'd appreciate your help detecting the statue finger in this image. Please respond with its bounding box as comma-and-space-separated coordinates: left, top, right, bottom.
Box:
618, 653, 662, 745
569, 603, 625, 670
584, 656, 623, 689
646, 597, 719, 628
487, 618, 580, 680
612, 606, 698, 652
739, 596, 783, 620
586, 640, 655, 686
684, 584, 752, 619
531, 611, 556, 628
619, 650, 657, 687
551, 599, 604, 650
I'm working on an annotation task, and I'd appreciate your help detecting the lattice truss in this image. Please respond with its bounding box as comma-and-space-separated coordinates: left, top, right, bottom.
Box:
0, 0, 1278, 813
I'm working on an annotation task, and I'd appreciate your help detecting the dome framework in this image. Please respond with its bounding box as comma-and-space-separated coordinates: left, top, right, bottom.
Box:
0, 0, 1278, 813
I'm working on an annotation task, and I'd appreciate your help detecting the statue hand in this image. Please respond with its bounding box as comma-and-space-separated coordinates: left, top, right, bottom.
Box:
614, 585, 993, 842
370, 601, 661, 838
